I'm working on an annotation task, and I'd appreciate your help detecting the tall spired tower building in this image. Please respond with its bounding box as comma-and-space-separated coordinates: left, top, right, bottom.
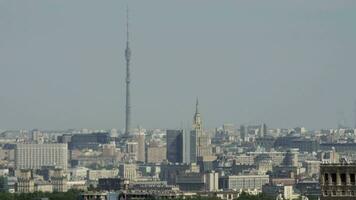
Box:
193, 99, 203, 136
192, 99, 212, 158
124, 7, 132, 136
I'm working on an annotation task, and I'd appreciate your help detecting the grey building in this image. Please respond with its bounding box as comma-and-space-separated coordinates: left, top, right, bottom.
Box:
320, 162, 356, 199
166, 130, 184, 163
15, 143, 68, 170
219, 175, 269, 191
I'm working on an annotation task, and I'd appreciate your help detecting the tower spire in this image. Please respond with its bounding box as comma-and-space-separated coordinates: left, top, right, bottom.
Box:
124, 5, 132, 136
193, 98, 202, 133
195, 97, 199, 114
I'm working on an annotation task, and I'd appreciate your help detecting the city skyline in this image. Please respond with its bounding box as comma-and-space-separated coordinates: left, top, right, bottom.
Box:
0, 0, 356, 130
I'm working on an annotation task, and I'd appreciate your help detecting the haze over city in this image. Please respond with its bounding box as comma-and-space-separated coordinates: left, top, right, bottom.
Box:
1, 0, 356, 130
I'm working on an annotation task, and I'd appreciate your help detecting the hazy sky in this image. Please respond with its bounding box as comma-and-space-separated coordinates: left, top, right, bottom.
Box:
0, 0, 356, 130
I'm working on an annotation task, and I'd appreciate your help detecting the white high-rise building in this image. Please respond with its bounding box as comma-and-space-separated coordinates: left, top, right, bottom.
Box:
15, 143, 68, 170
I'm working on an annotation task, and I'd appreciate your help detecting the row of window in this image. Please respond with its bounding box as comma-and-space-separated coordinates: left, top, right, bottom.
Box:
323, 190, 356, 196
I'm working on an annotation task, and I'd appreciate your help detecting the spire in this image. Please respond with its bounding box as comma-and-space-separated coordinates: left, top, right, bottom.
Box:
193, 98, 202, 133
195, 97, 199, 114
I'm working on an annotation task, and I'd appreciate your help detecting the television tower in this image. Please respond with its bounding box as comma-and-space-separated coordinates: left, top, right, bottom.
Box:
124, 6, 131, 136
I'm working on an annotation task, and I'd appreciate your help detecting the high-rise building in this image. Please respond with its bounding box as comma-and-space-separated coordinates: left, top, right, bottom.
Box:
15, 143, 68, 170
258, 123, 267, 138
166, 130, 184, 163
240, 125, 247, 142
189, 130, 197, 163
192, 99, 212, 157
126, 141, 138, 161
136, 132, 145, 163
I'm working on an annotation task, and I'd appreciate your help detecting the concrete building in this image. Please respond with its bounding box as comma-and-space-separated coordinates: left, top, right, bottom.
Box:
102, 143, 116, 157
204, 171, 219, 192
69, 132, 110, 150
258, 123, 267, 138
192, 99, 212, 158
15, 143, 68, 170
240, 125, 247, 142
51, 168, 68, 192
146, 144, 166, 163
119, 163, 137, 181
304, 160, 320, 177
126, 141, 138, 161
16, 169, 34, 193
320, 162, 356, 199
136, 132, 145, 163
262, 184, 294, 200
219, 175, 269, 192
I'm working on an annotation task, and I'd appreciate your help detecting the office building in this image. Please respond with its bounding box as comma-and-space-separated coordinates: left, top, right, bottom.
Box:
126, 141, 138, 160
166, 130, 184, 163
240, 125, 247, 142
219, 175, 269, 191
15, 143, 68, 170
69, 132, 110, 150
136, 132, 145, 163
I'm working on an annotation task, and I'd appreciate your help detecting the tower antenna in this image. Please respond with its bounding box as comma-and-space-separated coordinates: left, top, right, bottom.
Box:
124, 5, 132, 136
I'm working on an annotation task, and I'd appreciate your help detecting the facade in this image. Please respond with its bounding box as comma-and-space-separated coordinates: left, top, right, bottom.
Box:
69, 132, 110, 150
320, 162, 356, 199
166, 130, 184, 163
119, 164, 137, 181
16, 169, 34, 193
258, 123, 267, 138
136, 132, 145, 163
204, 171, 219, 191
193, 99, 212, 157
190, 131, 197, 163
219, 175, 269, 192
262, 185, 294, 200
126, 141, 138, 160
51, 168, 68, 192
15, 143, 68, 170
240, 125, 247, 142
146, 145, 166, 163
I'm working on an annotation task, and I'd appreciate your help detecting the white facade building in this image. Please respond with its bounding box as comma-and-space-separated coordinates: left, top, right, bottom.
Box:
15, 143, 68, 170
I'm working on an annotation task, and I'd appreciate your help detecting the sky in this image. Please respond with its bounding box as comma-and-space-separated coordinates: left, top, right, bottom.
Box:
0, 0, 356, 130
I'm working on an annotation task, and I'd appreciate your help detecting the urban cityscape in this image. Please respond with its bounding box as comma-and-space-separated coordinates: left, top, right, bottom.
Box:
0, 1, 356, 200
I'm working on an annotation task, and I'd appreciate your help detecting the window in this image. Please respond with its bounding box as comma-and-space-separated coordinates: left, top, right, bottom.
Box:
324, 190, 328, 196
341, 174, 346, 185
331, 174, 337, 185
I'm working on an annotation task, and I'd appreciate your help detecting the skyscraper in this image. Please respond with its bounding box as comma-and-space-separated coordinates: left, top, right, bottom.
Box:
124, 7, 132, 136
259, 123, 267, 138
193, 99, 212, 157
240, 125, 246, 142
166, 130, 184, 163
189, 130, 197, 163
136, 132, 145, 162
